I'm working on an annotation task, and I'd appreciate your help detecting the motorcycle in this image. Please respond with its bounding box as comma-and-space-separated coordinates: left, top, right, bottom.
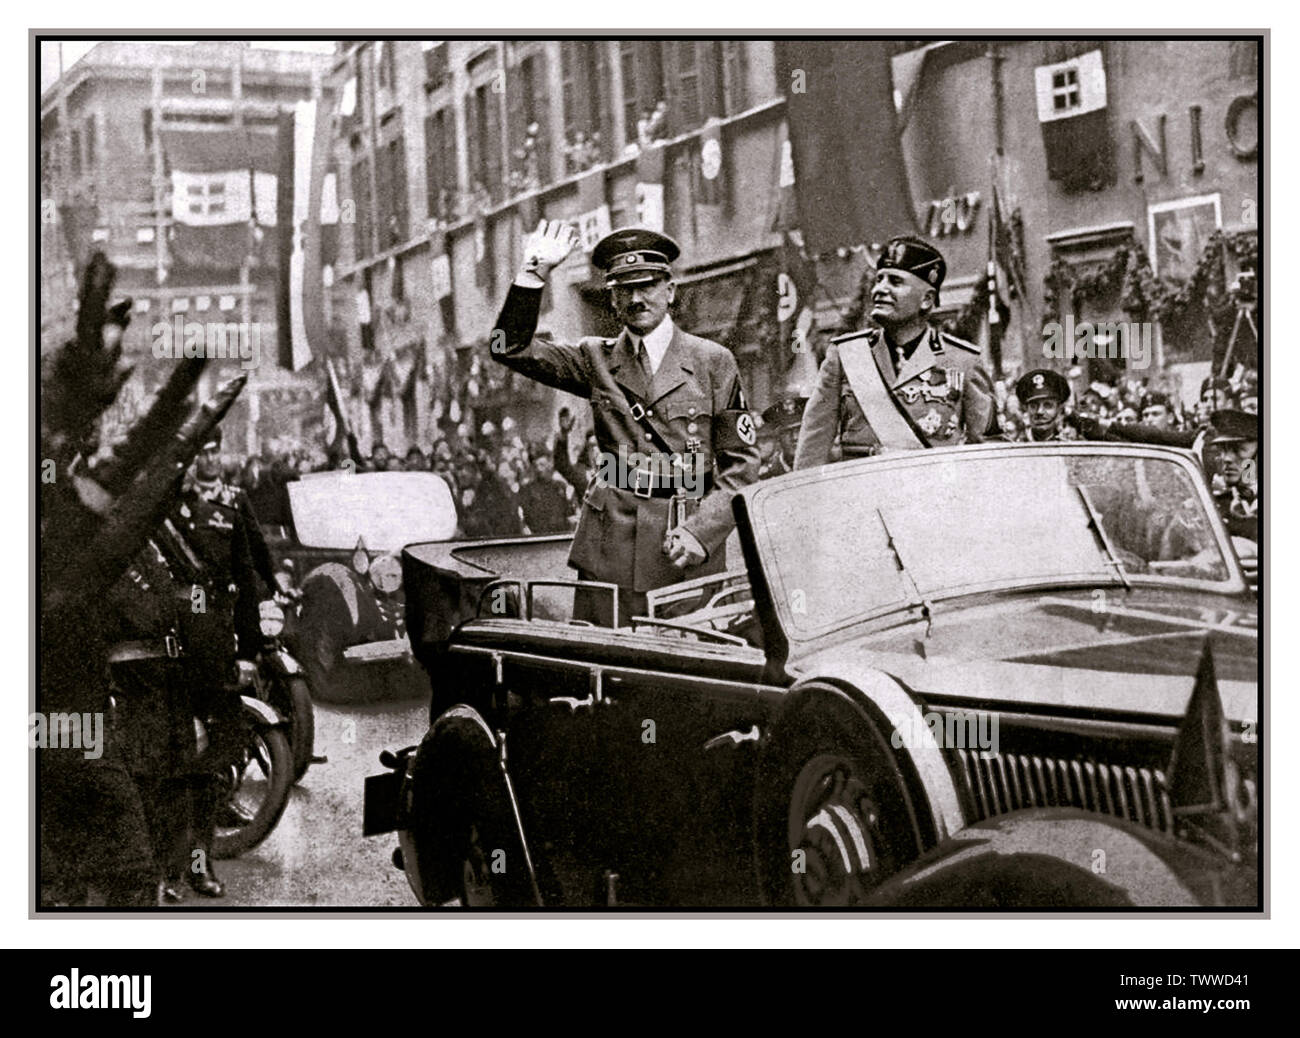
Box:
250, 590, 320, 783
103, 632, 295, 863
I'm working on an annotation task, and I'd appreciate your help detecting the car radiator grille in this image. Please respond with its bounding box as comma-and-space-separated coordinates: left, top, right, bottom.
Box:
955, 750, 1176, 833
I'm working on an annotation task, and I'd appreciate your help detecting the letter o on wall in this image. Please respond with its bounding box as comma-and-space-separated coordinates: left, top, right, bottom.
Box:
1226, 94, 1258, 159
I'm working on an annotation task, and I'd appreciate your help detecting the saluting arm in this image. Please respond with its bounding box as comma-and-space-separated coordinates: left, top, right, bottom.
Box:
793, 344, 843, 469
488, 221, 591, 398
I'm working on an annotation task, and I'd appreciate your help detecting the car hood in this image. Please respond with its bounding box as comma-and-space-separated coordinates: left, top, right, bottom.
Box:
792, 588, 1257, 724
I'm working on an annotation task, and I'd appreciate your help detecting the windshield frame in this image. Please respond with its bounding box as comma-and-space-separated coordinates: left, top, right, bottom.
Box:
736, 442, 1250, 655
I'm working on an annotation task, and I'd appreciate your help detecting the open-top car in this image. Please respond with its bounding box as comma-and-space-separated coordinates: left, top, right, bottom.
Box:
365, 443, 1259, 908
269, 471, 458, 701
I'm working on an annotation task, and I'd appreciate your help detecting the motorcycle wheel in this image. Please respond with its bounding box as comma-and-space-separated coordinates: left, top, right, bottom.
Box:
212, 718, 293, 860
272, 674, 316, 784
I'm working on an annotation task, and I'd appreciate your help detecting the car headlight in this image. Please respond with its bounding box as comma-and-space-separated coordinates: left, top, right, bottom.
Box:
369, 554, 403, 595
259, 599, 285, 637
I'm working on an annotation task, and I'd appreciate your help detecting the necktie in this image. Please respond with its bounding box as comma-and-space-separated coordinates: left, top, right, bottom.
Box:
637, 340, 654, 380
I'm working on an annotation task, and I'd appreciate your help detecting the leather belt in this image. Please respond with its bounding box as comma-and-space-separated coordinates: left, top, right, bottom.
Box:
108, 634, 182, 663
597, 473, 713, 500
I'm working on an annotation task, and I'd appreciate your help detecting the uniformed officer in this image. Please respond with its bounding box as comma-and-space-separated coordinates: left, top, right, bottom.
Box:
1206, 409, 1259, 542
1013, 369, 1075, 442
794, 235, 995, 468
170, 425, 279, 897
489, 221, 760, 624
759, 397, 805, 477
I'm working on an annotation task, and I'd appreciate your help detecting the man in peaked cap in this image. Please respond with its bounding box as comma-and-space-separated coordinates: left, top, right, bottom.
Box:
167, 423, 279, 898
1014, 368, 1073, 442
488, 221, 759, 624
759, 397, 806, 477
794, 235, 995, 468
1206, 409, 1259, 542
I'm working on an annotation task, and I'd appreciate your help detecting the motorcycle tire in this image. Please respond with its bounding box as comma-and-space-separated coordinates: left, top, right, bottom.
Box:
274, 674, 316, 784
212, 720, 293, 860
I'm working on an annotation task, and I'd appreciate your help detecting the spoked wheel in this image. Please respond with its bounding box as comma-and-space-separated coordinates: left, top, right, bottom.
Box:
758, 688, 927, 907
788, 753, 891, 907
212, 721, 293, 859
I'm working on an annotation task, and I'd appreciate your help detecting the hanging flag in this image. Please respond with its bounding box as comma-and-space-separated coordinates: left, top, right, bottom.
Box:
635, 143, 666, 233
695, 118, 727, 209
775, 40, 916, 254
162, 127, 277, 271
1034, 49, 1113, 189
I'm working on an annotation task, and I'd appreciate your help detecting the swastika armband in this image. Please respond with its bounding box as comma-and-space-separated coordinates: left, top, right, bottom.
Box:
713, 409, 758, 451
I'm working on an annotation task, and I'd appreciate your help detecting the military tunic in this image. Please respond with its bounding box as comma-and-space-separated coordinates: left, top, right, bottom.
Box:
490, 283, 759, 597
794, 325, 995, 469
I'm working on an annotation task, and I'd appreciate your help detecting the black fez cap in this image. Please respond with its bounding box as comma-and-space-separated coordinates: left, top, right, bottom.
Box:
1201, 376, 1235, 396
877, 235, 946, 296
201, 425, 223, 451
1143, 391, 1173, 410
592, 227, 681, 286
1015, 369, 1071, 405
1209, 409, 1258, 445
761, 397, 807, 429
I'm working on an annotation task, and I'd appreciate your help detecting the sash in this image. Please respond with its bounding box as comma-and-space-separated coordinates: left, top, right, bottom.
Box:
837, 338, 928, 450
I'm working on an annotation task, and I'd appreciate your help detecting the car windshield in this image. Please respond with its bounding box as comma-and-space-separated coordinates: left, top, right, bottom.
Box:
744, 447, 1234, 645
288, 472, 457, 551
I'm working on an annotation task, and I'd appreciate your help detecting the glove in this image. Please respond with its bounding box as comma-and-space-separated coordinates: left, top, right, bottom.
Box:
517, 219, 579, 288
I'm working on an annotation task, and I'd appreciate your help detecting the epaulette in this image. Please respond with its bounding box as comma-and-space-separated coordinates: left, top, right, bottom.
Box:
830, 326, 879, 346
938, 330, 981, 354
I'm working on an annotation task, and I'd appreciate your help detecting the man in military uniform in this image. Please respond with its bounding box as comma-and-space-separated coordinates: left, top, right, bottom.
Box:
489, 221, 759, 624
1014, 369, 1074, 442
170, 426, 279, 897
794, 236, 995, 468
1205, 409, 1259, 542
759, 397, 805, 477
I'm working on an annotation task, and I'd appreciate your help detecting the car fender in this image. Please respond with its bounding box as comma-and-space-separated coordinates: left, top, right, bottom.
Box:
398, 704, 538, 907
779, 657, 966, 843
299, 562, 383, 644
239, 694, 285, 728
863, 808, 1248, 908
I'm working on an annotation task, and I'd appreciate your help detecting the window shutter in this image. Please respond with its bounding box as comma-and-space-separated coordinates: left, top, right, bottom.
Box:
674, 40, 700, 132
621, 42, 639, 143
506, 57, 525, 190
485, 81, 503, 201
721, 41, 748, 114
431, 110, 447, 221
530, 53, 551, 185
351, 155, 372, 260
424, 43, 449, 89
389, 136, 408, 243
593, 42, 613, 163
375, 142, 394, 246
698, 41, 723, 121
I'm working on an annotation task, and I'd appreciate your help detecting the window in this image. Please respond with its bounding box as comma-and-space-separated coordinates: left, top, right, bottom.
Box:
377, 134, 409, 247
665, 41, 723, 134
621, 42, 666, 145
84, 114, 96, 172
508, 51, 551, 191
1052, 68, 1080, 112
720, 41, 748, 115
351, 154, 374, 260
424, 105, 457, 223
424, 42, 449, 89
561, 40, 607, 172
468, 80, 504, 202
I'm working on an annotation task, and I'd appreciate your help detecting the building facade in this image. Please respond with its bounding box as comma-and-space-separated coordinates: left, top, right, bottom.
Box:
40, 41, 333, 455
